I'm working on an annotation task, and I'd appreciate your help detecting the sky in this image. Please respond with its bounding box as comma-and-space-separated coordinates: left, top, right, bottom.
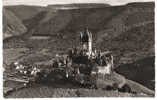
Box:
3, 0, 154, 6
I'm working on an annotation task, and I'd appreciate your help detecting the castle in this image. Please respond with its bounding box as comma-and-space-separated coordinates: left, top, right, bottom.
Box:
79, 28, 114, 75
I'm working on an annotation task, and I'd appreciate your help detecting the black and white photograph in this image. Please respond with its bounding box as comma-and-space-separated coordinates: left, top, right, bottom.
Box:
2, 0, 155, 98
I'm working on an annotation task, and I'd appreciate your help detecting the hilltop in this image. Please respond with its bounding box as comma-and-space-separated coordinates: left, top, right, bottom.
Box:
47, 3, 110, 9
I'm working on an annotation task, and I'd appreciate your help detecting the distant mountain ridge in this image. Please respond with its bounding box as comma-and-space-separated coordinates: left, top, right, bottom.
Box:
24, 1, 154, 39
4, 5, 45, 21
47, 3, 110, 9
3, 2, 154, 38
3, 9, 27, 39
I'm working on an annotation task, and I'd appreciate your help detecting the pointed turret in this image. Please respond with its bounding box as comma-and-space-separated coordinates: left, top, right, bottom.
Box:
80, 28, 92, 57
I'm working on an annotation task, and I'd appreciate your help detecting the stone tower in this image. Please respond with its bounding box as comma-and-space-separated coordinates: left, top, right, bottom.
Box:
80, 28, 92, 57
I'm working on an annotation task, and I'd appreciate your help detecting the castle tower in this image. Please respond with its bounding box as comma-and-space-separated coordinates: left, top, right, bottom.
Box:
87, 29, 92, 56
80, 28, 92, 57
